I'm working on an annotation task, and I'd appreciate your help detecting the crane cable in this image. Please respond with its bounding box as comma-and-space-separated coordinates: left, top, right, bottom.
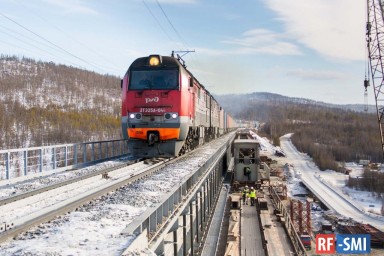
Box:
364, 11, 372, 112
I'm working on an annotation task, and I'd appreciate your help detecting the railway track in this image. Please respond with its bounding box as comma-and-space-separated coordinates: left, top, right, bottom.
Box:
0, 160, 136, 206
0, 133, 235, 255
0, 157, 175, 243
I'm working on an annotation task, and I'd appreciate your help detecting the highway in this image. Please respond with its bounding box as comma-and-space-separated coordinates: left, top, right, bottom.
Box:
279, 134, 384, 232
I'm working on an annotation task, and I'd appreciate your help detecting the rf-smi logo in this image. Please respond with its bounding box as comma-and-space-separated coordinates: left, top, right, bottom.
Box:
145, 97, 159, 103
316, 234, 371, 254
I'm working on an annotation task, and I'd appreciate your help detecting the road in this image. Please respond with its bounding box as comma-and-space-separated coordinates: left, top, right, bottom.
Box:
279, 134, 384, 232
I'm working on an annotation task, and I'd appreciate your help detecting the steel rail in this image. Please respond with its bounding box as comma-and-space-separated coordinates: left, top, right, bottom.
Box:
0, 157, 178, 243
0, 160, 138, 206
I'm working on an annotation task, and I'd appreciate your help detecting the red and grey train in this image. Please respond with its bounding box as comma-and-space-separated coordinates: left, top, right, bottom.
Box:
121, 54, 236, 157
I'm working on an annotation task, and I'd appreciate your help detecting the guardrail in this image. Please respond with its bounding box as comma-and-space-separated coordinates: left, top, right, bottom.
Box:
121, 133, 236, 255
269, 186, 307, 256
0, 139, 129, 180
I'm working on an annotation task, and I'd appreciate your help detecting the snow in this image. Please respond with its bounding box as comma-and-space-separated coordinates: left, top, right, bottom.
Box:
0, 135, 230, 255
249, 130, 275, 154
251, 131, 384, 231
317, 166, 383, 216
0, 160, 128, 199
1, 132, 383, 255
0, 59, 118, 113
279, 134, 384, 234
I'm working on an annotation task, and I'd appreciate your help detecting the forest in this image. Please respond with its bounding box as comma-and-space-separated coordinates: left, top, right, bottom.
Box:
0, 55, 121, 149
223, 94, 383, 196
221, 93, 382, 166
347, 167, 384, 196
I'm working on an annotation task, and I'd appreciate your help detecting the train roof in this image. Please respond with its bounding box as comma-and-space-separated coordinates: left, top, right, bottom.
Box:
129, 55, 182, 70
127, 54, 219, 103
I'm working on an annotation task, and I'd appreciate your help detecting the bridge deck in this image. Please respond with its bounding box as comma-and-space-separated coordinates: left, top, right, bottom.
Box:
202, 186, 229, 255
241, 202, 265, 256
261, 194, 293, 256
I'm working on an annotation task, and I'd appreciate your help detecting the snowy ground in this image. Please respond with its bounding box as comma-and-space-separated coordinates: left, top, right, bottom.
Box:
0, 134, 231, 256
0, 159, 132, 199
318, 164, 383, 216
1, 131, 382, 255
251, 131, 384, 230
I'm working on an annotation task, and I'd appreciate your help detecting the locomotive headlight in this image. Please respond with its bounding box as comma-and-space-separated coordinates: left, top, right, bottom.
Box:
149, 55, 161, 66
129, 113, 142, 120
164, 112, 178, 120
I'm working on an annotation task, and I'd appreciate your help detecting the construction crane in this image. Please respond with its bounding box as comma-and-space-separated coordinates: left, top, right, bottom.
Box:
366, 0, 384, 159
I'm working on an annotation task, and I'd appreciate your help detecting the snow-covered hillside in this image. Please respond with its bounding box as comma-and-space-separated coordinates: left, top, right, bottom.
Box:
0, 56, 122, 149
0, 56, 120, 113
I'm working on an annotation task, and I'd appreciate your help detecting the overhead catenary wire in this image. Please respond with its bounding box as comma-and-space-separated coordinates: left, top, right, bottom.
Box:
143, 0, 211, 89
15, 1, 121, 74
155, 0, 189, 48
0, 35, 82, 69
0, 25, 87, 68
0, 12, 110, 74
142, 0, 174, 42
142, 0, 198, 70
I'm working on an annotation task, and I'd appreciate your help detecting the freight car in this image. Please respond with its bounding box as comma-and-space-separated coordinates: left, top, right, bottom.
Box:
121, 54, 236, 157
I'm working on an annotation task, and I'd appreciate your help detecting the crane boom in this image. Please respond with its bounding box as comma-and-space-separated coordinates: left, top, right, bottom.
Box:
366, 0, 384, 159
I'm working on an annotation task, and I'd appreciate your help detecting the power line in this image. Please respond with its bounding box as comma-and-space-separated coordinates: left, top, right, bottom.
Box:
155, 0, 189, 48
142, 0, 174, 42
148, 1, 209, 92
0, 25, 84, 68
0, 24, 76, 59
15, 1, 120, 74
0, 12, 107, 73
0, 39, 84, 69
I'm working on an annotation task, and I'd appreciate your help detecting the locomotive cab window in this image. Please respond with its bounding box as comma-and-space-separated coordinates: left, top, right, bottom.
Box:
129, 69, 179, 90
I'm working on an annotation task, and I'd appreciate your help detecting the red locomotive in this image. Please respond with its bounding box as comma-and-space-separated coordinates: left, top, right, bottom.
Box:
121, 54, 236, 157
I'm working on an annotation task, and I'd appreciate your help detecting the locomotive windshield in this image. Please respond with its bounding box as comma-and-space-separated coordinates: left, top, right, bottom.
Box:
129, 69, 179, 90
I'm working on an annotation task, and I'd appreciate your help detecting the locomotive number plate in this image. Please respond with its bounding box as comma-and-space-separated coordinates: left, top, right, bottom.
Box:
140, 108, 166, 113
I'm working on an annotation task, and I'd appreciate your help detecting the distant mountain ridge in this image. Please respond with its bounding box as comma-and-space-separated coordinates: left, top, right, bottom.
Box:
214, 92, 376, 115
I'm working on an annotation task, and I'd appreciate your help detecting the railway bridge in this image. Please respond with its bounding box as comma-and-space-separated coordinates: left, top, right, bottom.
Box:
0, 133, 304, 255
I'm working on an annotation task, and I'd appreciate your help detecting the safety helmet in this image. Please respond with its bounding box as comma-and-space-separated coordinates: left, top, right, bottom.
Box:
245, 185, 248, 188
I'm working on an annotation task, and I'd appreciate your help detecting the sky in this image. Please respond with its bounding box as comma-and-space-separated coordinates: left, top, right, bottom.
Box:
0, 0, 368, 104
